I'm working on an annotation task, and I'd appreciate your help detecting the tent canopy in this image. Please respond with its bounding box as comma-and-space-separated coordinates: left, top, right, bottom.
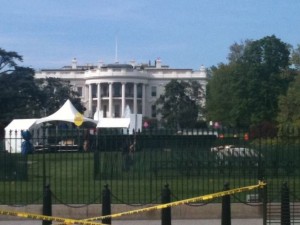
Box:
36, 99, 97, 125
5, 119, 42, 153
5, 119, 38, 131
96, 114, 142, 135
97, 118, 130, 128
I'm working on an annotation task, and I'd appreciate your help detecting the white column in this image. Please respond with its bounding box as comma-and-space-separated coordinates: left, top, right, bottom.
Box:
84, 85, 89, 109
121, 82, 126, 117
88, 84, 92, 114
108, 82, 113, 117
142, 84, 146, 116
97, 83, 101, 111
133, 83, 137, 114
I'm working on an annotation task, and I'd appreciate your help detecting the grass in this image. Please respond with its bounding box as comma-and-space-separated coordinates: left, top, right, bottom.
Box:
0, 149, 294, 205
0, 134, 299, 205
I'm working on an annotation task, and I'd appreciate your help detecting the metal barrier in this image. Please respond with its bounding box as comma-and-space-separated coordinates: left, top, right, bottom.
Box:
1, 127, 300, 224
0, 181, 266, 225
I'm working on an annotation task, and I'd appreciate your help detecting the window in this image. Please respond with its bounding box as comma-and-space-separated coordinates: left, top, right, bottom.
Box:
138, 104, 142, 114
113, 83, 121, 97
114, 105, 120, 118
102, 84, 109, 97
77, 87, 83, 97
151, 86, 157, 97
92, 84, 97, 98
137, 84, 142, 98
92, 105, 96, 115
151, 105, 156, 118
126, 83, 134, 97
103, 105, 107, 118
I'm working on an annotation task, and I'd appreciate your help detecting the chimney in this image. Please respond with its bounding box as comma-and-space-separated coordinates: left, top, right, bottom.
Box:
129, 60, 136, 68
98, 60, 104, 69
71, 58, 77, 69
155, 58, 162, 68
200, 65, 206, 72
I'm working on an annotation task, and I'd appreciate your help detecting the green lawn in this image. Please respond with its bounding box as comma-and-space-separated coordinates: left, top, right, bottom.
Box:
0, 149, 289, 205
1, 133, 300, 205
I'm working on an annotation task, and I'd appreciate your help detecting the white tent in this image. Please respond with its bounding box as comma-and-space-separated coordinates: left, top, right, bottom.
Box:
5, 119, 42, 153
129, 114, 142, 132
96, 114, 142, 134
97, 118, 131, 128
36, 99, 97, 125
93, 109, 103, 121
124, 105, 131, 118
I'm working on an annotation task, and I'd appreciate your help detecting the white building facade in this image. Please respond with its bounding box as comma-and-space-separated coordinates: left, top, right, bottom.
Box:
35, 59, 207, 120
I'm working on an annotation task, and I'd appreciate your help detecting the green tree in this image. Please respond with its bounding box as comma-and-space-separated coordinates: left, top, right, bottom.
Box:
206, 64, 238, 127
227, 40, 252, 64
277, 74, 300, 127
0, 49, 43, 124
238, 35, 290, 125
277, 45, 300, 129
156, 80, 204, 129
35, 77, 85, 116
0, 48, 85, 126
206, 35, 291, 128
0, 48, 23, 75
242, 35, 290, 73
291, 44, 300, 70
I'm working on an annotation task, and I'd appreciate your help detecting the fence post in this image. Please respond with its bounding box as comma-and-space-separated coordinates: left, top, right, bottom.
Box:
281, 182, 290, 225
262, 181, 268, 225
102, 184, 111, 225
221, 182, 231, 225
42, 184, 52, 225
161, 184, 171, 225
94, 150, 100, 179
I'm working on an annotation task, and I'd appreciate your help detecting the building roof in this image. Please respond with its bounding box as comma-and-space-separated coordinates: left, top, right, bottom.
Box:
102, 64, 133, 69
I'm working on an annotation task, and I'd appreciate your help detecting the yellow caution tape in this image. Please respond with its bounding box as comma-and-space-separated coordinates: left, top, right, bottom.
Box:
84, 180, 266, 221
0, 181, 266, 224
0, 209, 104, 225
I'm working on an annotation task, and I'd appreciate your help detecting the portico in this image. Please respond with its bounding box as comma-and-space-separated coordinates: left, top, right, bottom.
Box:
86, 81, 147, 118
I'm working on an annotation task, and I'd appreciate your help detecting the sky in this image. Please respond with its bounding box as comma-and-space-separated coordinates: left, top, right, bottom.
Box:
1, 0, 299, 71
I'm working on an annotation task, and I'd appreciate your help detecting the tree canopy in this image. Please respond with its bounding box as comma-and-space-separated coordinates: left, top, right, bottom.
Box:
0, 49, 43, 123
277, 74, 300, 127
291, 44, 300, 70
276, 58, 300, 130
206, 35, 292, 128
156, 80, 205, 129
0, 48, 23, 75
206, 63, 238, 126
35, 77, 85, 115
0, 48, 84, 126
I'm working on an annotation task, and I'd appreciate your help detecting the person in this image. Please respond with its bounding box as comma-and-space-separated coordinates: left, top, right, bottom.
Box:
121, 136, 135, 171
21, 130, 33, 155
129, 135, 136, 165
83, 129, 90, 152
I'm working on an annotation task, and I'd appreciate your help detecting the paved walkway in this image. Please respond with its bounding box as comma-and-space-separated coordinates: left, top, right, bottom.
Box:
0, 219, 263, 225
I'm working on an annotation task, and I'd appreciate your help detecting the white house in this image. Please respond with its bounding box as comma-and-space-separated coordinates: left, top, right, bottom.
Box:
35, 58, 207, 120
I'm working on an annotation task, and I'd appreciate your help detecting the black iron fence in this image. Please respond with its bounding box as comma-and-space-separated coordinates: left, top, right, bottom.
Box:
1, 127, 300, 222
